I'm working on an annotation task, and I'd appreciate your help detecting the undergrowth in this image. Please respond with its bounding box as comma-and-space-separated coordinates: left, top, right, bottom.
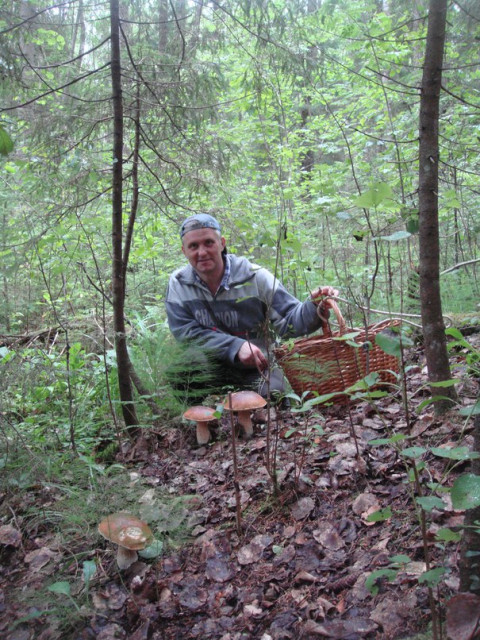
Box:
0, 427, 197, 638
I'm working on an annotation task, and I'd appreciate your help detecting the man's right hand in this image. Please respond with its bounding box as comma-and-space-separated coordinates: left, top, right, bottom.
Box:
236, 342, 268, 371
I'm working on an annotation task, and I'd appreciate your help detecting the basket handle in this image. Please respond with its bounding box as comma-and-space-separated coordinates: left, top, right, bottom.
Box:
317, 299, 347, 336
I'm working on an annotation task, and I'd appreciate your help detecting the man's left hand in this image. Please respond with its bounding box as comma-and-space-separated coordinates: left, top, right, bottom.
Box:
310, 286, 339, 308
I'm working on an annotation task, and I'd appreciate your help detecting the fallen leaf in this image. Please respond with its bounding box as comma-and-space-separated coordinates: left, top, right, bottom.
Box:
302, 616, 377, 637
97, 623, 127, 640
237, 534, 272, 565
0, 524, 22, 547
313, 523, 345, 550
92, 583, 128, 611
335, 441, 361, 457
244, 601, 264, 617
24, 547, 58, 571
291, 497, 315, 521
352, 493, 380, 516
370, 592, 417, 637
293, 570, 317, 584
178, 583, 208, 611
446, 593, 480, 640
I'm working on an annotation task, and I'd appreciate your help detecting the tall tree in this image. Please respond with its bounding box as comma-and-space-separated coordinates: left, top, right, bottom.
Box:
418, 0, 457, 412
110, 0, 138, 429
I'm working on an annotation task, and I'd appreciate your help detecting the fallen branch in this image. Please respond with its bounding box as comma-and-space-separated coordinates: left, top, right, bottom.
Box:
0, 327, 62, 348
441, 258, 480, 275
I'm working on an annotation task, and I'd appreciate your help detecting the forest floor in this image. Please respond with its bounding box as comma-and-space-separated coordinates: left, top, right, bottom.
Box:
1, 335, 479, 640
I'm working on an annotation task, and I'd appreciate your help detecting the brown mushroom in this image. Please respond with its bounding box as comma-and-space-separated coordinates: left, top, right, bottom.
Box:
223, 390, 266, 438
183, 405, 217, 445
98, 512, 153, 569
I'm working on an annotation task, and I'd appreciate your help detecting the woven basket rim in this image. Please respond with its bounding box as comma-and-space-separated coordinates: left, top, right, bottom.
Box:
275, 317, 402, 356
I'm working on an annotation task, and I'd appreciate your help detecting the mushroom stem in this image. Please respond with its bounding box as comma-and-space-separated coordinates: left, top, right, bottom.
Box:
196, 421, 211, 445
237, 410, 254, 437
117, 546, 138, 570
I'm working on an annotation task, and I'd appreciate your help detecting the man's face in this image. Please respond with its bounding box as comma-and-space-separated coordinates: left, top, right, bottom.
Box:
182, 228, 226, 278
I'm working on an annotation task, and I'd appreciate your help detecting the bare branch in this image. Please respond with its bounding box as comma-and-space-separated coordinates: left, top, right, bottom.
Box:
0, 62, 112, 113
441, 258, 480, 275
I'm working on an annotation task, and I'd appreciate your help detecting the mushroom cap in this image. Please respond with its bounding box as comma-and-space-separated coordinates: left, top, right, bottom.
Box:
223, 390, 267, 412
183, 406, 217, 422
98, 512, 153, 550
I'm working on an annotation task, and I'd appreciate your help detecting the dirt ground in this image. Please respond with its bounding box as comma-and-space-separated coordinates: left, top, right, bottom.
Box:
1, 336, 479, 639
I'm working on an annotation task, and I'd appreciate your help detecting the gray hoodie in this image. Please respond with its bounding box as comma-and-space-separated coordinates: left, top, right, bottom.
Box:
165, 254, 323, 365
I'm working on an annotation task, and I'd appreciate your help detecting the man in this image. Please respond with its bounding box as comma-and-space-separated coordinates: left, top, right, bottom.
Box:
165, 213, 338, 398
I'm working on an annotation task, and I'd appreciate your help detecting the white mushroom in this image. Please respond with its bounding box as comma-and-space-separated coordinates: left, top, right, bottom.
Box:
98, 512, 153, 569
183, 405, 217, 445
223, 390, 267, 437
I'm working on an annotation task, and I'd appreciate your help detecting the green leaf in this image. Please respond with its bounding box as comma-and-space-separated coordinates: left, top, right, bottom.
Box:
429, 379, 457, 388
451, 474, 480, 510
401, 446, 427, 459
406, 217, 419, 234
333, 331, 361, 341
366, 506, 392, 522
378, 230, 412, 242
138, 539, 164, 559
294, 393, 339, 411
365, 568, 398, 595
0, 125, 14, 155
435, 528, 462, 543
459, 400, 480, 417
213, 406, 224, 419
444, 189, 461, 209
284, 428, 298, 438
416, 395, 457, 412
416, 496, 445, 512
354, 182, 393, 208
445, 327, 465, 341
83, 560, 96, 587
369, 433, 407, 446
389, 554, 411, 567
431, 446, 480, 461
345, 372, 380, 392
375, 331, 402, 357
350, 390, 389, 401
48, 581, 71, 596
418, 567, 447, 587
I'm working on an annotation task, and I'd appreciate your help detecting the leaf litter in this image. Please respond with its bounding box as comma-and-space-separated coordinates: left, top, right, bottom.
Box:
1, 336, 479, 639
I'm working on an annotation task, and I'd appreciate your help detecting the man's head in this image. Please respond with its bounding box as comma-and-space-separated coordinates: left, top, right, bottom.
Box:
180, 214, 226, 281
180, 213, 222, 239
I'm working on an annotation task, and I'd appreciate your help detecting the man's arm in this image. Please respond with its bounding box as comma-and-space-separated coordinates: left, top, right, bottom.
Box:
257, 270, 338, 338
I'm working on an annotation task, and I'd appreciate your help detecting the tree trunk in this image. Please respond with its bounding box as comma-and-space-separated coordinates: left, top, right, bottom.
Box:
459, 414, 480, 594
418, 0, 457, 413
110, 0, 138, 430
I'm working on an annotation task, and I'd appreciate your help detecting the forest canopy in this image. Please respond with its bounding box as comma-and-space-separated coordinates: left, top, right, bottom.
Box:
1, 0, 478, 340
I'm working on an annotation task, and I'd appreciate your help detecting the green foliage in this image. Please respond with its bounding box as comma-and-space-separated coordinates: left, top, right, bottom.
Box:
0, 125, 14, 155
128, 314, 227, 413
365, 567, 399, 596
1, 341, 117, 452
451, 474, 480, 510
0, 0, 478, 344
375, 329, 414, 358
365, 506, 392, 522
446, 327, 480, 379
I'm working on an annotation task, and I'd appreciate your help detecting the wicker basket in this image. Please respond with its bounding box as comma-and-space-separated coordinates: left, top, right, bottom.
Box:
274, 301, 401, 402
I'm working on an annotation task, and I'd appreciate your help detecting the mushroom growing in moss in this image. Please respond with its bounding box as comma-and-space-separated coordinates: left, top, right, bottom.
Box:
183, 405, 217, 445
98, 512, 153, 569
223, 390, 266, 438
